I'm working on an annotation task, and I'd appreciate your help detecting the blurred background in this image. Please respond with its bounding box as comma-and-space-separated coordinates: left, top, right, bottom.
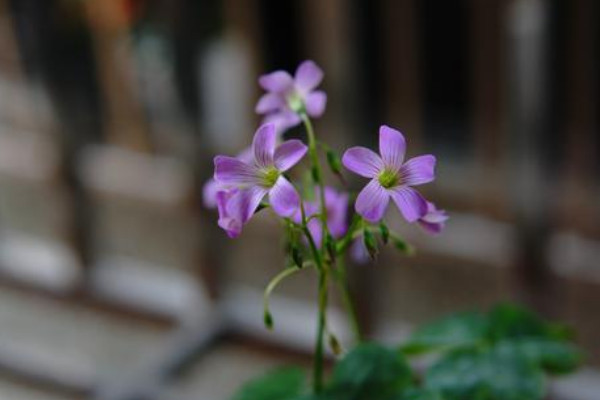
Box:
0, 0, 598, 399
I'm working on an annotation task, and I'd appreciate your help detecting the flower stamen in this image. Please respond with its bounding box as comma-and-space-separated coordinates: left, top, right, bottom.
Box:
262, 167, 281, 187
378, 169, 399, 189
287, 91, 305, 113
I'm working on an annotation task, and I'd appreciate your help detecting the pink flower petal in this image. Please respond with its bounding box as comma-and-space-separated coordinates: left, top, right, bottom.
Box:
324, 187, 349, 238
379, 125, 406, 170
399, 155, 436, 186
418, 219, 445, 235
214, 156, 259, 185
269, 176, 300, 217
263, 111, 302, 135
305, 91, 327, 117
217, 187, 267, 238
389, 186, 427, 222
355, 179, 390, 222
294, 60, 324, 93
202, 178, 221, 208
274, 139, 308, 172
342, 147, 384, 178
259, 71, 294, 92
255, 93, 285, 114
252, 123, 277, 168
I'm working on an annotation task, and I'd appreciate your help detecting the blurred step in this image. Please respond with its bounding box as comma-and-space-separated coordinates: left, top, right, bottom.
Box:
158, 341, 310, 400
0, 286, 171, 393
373, 211, 514, 330
0, 374, 82, 400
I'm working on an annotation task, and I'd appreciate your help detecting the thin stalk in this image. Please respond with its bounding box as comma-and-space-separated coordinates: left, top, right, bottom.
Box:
263, 266, 302, 318
314, 261, 328, 392
334, 255, 362, 342
301, 113, 328, 248
300, 201, 328, 393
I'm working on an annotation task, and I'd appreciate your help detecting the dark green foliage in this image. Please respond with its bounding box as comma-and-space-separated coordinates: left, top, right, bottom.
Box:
326, 343, 413, 400
232, 304, 582, 400
398, 388, 446, 400
400, 311, 489, 355
425, 348, 545, 400
232, 367, 306, 400
493, 339, 582, 374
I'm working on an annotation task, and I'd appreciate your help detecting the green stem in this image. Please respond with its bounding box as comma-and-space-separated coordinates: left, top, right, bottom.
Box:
314, 261, 328, 393
301, 113, 328, 248
263, 266, 302, 317
336, 215, 363, 254
299, 201, 327, 393
334, 255, 362, 342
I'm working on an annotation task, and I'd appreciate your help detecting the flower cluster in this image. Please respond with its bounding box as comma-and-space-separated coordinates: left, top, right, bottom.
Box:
205, 91, 447, 243
203, 59, 448, 393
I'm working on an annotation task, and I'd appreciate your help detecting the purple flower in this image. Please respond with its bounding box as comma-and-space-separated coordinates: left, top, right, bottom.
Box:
342, 125, 436, 223
255, 60, 327, 132
203, 148, 254, 209
214, 123, 307, 229
293, 187, 349, 247
216, 188, 243, 238
202, 178, 221, 209
418, 201, 448, 235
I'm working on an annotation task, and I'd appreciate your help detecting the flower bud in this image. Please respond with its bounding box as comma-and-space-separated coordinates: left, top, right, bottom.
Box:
328, 333, 343, 356
363, 229, 378, 260
263, 309, 274, 330
392, 237, 415, 256
379, 222, 390, 244
326, 149, 343, 175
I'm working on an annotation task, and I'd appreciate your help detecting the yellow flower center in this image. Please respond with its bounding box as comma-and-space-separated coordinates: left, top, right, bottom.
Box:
262, 167, 280, 187
378, 169, 399, 189
287, 91, 305, 113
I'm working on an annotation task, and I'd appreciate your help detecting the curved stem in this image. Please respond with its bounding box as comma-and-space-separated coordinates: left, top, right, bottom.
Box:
263, 266, 302, 319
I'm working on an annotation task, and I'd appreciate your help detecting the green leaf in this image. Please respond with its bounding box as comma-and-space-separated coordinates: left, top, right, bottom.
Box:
494, 339, 583, 375
487, 303, 553, 341
398, 388, 446, 400
327, 343, 413, 400
400, 312, 489, 355
425, 348, 545, 400
232, 367, 306, 400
